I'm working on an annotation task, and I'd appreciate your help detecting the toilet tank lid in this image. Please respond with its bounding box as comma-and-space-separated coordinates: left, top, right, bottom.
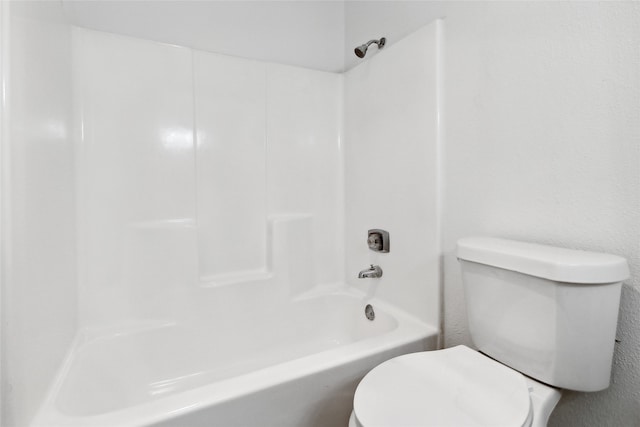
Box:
457, 237, 629, 284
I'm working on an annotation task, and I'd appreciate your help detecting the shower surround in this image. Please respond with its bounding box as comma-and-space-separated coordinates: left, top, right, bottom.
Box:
71, 28, 345, 330
4, 4, 441, 425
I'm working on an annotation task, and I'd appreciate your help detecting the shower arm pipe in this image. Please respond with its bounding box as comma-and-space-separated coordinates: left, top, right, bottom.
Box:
363, 39, 383, 49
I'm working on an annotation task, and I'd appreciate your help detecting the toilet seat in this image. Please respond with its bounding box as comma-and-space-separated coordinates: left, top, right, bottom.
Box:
353, 346, 533, 427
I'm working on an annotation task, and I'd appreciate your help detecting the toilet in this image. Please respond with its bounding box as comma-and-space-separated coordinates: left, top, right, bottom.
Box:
350, 237, 629, 427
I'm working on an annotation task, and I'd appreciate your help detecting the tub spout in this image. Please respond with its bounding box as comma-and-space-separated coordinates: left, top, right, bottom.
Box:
358, 265, 383, 279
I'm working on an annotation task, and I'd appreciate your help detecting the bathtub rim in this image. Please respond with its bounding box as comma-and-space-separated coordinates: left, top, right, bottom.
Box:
32, 285, 438, 427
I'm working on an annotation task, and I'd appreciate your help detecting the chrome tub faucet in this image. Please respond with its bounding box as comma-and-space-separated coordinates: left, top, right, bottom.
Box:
358, 265, 383, 279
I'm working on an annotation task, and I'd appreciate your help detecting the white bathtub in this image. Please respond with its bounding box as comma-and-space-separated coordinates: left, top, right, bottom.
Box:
34, 287, 437, 427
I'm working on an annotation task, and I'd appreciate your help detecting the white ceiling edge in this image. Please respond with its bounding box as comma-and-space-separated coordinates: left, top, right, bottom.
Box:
62, 0, 347, 73
61, 0, 443, 73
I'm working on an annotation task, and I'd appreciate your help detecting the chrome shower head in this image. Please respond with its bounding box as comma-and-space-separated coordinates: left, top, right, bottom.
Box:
354, 44, 368, 58
354, 37, 386, 58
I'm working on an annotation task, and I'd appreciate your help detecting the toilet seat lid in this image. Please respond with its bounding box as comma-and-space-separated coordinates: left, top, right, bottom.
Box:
353, 345, 532, 427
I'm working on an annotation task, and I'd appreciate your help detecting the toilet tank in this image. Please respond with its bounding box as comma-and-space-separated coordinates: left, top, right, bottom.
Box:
457, 237, 629, 392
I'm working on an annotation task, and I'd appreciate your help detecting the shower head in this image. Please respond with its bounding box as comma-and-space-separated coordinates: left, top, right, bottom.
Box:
354, 37, 386, 58
354, 45, 368, 58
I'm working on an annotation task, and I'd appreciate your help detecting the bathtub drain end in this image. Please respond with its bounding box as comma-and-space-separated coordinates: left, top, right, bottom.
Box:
365, 304, 375, 321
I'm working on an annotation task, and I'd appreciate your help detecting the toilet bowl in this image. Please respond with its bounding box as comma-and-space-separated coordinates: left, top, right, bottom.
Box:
348, 346, 561, 427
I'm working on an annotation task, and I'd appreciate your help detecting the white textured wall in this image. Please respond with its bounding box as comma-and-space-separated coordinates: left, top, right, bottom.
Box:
2, 1, 76, 425
347, 2, 640, 425
344, 22, 440, 326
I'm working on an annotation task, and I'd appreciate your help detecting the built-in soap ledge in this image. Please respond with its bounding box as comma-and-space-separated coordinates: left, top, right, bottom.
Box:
199, 269, 274, 287
77, 319, 177, 346
199, 214, 316, 295
128, 218, 196, 229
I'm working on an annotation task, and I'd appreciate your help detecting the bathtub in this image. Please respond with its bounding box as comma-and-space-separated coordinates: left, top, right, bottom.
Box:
33, 287, 438, 427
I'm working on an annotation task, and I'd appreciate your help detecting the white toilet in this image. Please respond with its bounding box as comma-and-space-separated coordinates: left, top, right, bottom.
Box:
350, 237, 629, 427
